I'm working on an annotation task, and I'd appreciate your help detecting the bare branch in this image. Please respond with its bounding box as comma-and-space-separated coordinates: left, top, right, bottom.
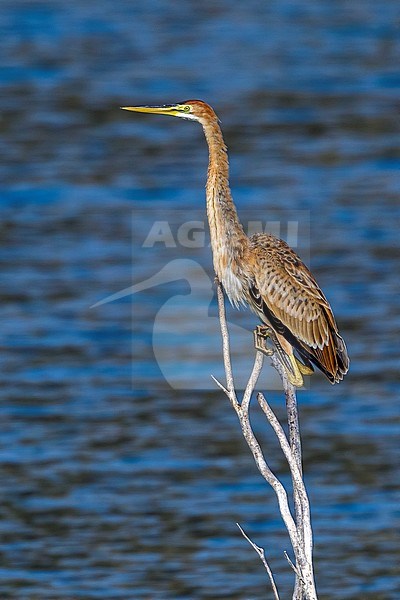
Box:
215, 284, 300, 552
242, 349, 264, 412
284, 551, 301, 576
269, 354, 309, 600
257, 392, 313, 568
214, 281, 319, 600
283, 376, 305, 600
237, 523, 280, 600
210, 374, 229, 395
215, 280, 237, 406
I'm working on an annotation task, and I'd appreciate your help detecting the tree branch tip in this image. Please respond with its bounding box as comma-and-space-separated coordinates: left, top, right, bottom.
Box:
284, 551, 300, 577
237, 523, 262, 553
237, 524, 281, 600
236, 522, 252, 541
210, 374, 229, 394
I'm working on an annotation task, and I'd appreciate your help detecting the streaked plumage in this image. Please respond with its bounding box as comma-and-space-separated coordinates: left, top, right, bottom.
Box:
122, 100, 349, 385
247, 233, 348, 383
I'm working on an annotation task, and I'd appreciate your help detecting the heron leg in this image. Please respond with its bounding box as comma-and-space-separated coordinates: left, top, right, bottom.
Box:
254, 325, 305, 387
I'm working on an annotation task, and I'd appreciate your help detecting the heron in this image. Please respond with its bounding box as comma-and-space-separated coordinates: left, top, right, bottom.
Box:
122, 100, 349, 386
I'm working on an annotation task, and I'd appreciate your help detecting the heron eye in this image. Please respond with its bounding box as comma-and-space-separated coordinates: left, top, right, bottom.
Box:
183, 105, 191, 113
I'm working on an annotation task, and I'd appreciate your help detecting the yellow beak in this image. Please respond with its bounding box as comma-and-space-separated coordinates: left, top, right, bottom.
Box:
121, 104, 183, 117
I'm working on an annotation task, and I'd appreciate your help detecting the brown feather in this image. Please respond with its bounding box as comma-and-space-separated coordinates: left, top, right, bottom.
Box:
246, 233, 349, 383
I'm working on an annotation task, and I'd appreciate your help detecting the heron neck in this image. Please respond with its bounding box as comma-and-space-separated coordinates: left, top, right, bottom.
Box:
202, 120, 248, 278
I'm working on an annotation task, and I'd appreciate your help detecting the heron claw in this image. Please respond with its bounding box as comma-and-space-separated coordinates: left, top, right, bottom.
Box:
253, 325, 275, 356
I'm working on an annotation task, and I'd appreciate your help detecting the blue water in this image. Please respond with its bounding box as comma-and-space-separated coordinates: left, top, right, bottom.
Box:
0, 1, 399, 598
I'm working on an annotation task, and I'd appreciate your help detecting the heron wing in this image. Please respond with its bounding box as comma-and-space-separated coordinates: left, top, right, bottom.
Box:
248, 234, 348, 382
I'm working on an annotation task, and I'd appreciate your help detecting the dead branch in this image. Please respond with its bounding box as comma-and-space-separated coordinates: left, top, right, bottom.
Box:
213, 281, 318, 600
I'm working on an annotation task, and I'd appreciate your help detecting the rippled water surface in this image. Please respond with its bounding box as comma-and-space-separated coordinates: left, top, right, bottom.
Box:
0, 1, 399, 598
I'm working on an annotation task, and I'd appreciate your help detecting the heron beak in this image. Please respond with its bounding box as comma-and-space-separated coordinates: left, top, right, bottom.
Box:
121, 104, 183, 117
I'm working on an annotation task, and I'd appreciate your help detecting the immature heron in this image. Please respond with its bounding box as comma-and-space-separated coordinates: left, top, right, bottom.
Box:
122, 100, 349, 386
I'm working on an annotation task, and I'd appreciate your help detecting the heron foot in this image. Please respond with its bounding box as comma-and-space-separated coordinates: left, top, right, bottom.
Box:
253, 325, 275, 356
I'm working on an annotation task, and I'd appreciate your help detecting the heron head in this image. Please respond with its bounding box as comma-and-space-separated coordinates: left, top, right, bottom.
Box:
121, 100, 218, 125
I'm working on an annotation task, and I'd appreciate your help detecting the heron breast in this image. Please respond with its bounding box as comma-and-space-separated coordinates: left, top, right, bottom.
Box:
222, 264, 246, 308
